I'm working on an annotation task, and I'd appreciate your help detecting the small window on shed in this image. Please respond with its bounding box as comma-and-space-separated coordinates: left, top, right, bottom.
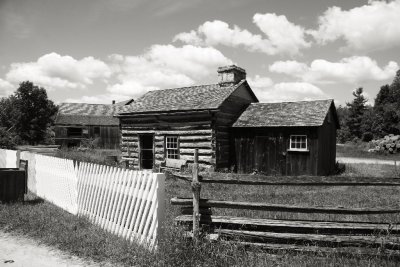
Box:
67, 127, 83, 137
165, 136, 179, 159
289, 135, 308, 151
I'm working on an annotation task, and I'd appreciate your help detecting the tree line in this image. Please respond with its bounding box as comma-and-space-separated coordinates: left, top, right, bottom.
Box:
0, 81, 58, 148
337, 70, 400, 143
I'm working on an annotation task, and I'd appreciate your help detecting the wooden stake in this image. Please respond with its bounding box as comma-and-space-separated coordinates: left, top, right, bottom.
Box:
192, 149, 201, 244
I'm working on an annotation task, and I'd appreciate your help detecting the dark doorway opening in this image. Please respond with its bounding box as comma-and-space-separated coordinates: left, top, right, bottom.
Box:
140, 134, 154, 169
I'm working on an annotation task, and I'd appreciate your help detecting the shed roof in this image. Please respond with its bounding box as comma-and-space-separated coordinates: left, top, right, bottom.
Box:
56, 103, 130, 126
118, 80, 248, 115
233, 99, 337, 127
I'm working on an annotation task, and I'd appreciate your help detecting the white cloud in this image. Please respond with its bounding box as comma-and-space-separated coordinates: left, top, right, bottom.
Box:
107, 44, 232, 98
174, 13, 310, 55
247, 75, 274, 90
269, 57, 398, 84
310, 0, 400, 52
0, 78, 15, 97
5, 53, 111, 91
254, 82, 328, 102
253, 13, 311, 55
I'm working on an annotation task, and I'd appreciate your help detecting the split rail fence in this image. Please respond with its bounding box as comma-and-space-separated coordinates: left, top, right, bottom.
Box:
0, 149, 165, 248
172, 149, 400, 257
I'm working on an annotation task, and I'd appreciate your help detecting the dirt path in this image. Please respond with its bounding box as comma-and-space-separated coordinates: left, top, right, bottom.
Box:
337, 156, 398, 166
0, 231, 104, 267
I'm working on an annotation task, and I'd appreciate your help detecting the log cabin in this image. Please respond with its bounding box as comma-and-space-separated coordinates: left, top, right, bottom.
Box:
54, 100, 133, 149
117, 65, 258, 170
117, 65, 339, 175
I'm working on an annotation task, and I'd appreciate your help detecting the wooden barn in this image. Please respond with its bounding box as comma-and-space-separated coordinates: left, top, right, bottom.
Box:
55, 101, 132, 149
232, 100, 339, 175
117, 65, 258, 170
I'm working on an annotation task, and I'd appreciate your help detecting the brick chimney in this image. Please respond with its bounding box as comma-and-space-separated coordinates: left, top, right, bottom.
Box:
218, 65, 246, 87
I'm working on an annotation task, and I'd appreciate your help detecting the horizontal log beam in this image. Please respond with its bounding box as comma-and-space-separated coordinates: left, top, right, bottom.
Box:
180, 142, 212, 149
179, 135, 212, 142
218, 229, 400, 250
121, 129, 212, 135
175, 215, 399, 234
171, 198, 400, 214
180, 155, 214, 164
199, 179, 400, 186
180, 148, 213, 155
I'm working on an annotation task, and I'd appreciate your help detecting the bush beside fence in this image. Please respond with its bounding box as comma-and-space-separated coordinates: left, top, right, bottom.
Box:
0, 149, 166, 248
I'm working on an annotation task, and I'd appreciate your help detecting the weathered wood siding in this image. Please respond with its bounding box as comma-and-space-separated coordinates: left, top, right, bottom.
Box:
54, 125, 120, 149
317, 107, 337, 175
232, 127, 320, 175
120, 111, 215, 170
214, 84, 257, 170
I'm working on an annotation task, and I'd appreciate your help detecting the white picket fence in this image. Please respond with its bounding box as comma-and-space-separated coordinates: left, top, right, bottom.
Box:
0, 149, 165, 248
0, 149, 18, 168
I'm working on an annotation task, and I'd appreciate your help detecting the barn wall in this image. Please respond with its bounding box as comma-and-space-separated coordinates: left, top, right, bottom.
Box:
317, 107, 337, 175
54, 125, 120, 149
120, 111, 216, 170
232, 127, 320, 175
214, 84, 257, 170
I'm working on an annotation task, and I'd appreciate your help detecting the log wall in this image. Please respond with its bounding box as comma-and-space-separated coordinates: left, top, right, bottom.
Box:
120, 111, 216, 170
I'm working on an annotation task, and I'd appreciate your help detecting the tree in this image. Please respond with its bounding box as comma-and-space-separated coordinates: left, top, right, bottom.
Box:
346, 87, 367, 139
373, 70, 400, 136
12, 81, 58, 145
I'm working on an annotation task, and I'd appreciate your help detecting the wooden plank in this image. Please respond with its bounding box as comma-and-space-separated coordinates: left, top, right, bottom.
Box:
216, 240, 400, 259
198, 179, 400, 186
218, 229, 400, 250
171, 198, 400, 214
175, 215, 399, 234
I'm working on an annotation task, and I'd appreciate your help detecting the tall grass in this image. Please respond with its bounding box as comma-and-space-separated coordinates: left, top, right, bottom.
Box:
1, 191, 398, 266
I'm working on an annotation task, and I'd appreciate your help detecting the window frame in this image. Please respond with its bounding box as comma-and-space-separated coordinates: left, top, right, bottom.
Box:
165, 135, 180, 159
289, 135, 308, 152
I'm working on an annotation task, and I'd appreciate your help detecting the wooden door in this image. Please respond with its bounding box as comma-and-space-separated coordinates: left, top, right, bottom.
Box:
255, 136, 282, 175
139, 134, 154, 169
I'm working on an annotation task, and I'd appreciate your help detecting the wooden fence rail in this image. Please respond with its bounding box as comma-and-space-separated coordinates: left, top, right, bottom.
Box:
172, 152, 400, 255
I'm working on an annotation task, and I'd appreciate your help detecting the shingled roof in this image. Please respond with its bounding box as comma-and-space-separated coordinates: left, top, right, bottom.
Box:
118, 80, 248, 115
233, 99, 337, 127
56, 103, 130, 126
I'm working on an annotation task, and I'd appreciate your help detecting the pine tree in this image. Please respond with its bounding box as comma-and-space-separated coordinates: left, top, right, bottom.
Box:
346, 87, 367, 139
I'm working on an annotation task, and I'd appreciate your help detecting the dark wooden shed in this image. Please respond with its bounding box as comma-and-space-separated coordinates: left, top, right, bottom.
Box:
117, 65, 258, 170
232, 100, 339, 176
54, 101, 132, 149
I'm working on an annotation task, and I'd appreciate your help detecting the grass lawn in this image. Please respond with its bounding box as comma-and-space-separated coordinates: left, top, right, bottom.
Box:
1, 163, 400, 266
337, 143, 400, 161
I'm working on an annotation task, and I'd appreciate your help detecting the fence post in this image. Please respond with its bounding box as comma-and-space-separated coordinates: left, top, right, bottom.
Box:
192, 149, 201, 244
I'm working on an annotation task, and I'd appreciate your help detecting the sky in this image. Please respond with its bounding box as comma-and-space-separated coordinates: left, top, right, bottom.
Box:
0, 0, 399, 106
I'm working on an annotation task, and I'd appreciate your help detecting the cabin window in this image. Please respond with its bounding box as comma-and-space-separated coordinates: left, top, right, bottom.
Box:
165, 136, 179, 159
289, 135, 308, 151
67, 127, 83, 137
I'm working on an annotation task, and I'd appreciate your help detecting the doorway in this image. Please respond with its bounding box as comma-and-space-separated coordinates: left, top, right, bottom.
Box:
139, 134, 154, 169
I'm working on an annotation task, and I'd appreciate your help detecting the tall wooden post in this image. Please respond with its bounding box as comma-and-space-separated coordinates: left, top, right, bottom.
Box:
192, 149, 201, 244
